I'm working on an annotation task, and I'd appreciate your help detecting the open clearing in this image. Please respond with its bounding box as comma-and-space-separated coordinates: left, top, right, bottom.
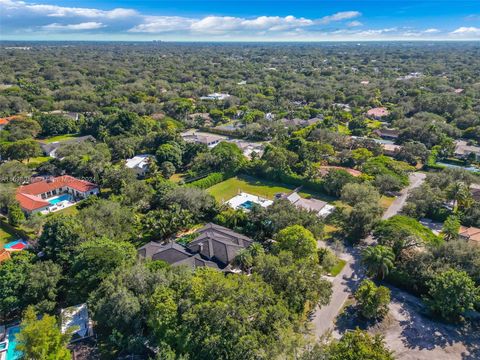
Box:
335, 286, 480, 360
38, 133, 78, 143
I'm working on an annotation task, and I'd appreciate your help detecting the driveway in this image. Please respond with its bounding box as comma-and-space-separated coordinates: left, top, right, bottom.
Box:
310, 171, 426, 339
382, 172, 426, 220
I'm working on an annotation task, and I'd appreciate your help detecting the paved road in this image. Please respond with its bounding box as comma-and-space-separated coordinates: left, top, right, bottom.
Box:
382, 172, 426, 220
310, 171, 426, 339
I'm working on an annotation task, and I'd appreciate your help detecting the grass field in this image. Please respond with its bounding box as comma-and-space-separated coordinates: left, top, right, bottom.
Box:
380, 195, 395, 209
23, 156, 51, 167
329, 258, 347, 277
170, 173, 186, 183
207, 175, 334, 203
0, 222, 18, 249
39, 134, 78, 143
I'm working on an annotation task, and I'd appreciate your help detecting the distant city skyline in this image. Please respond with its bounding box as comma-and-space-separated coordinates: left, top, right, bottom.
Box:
1, 0, 480, 41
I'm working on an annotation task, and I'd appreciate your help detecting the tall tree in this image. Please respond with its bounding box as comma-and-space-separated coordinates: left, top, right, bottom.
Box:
362, 245, 395, 280
16, 307, 72, 360
425, 269, 479, 321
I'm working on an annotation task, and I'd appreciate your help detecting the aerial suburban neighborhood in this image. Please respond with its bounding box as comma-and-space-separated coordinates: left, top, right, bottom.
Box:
0, 1, 480, 360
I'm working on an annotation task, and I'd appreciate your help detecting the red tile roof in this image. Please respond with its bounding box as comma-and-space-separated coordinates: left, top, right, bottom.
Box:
16, 192, 50, 212
18, 175, 97, 195
367, 107, 390, 118
16, 175, 97, 212
0, 249, 11, 263
458, 226, 480, 243
0, 115, 21, 126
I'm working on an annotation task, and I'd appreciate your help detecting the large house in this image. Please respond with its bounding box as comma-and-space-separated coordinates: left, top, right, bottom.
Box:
458, 226, 480, 245
60, 303, 94, 343
282, 191, 335, 218
200, 93, 231, 101
453, 140, 480, 161
138, 223, 253, 270
366, 107, 390, 119
180, 129, 228, 148
16, 175, 99, 215
0, 115, 22, 131
40, 135, 96, 158
125, 154, 153, 177
46, 110, 80, 121
279, 117, 323, 128
373, 128, 400, 141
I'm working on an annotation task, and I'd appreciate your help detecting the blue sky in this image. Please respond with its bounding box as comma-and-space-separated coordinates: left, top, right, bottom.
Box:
1, 0, 480, 41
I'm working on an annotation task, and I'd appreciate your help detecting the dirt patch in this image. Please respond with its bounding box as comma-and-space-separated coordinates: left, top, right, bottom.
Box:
334, 286, 480, 360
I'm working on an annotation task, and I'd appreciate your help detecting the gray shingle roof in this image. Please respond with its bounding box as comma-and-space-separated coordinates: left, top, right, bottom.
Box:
137, 223, 253, 270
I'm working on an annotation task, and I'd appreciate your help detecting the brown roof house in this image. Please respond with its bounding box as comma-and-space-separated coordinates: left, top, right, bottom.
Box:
470, 184, 480, 202
454, 140, 480, 161
458, 226, 480, 245
373, 128, 400, 140
138, 223, 253, 270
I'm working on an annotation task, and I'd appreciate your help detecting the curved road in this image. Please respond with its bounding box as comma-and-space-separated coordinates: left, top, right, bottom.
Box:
310, 172, 426, 338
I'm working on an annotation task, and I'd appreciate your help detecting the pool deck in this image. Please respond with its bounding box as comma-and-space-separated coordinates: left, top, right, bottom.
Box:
40, 195, 76, 215
226, 192, 273, 210
0, 325, 21, 360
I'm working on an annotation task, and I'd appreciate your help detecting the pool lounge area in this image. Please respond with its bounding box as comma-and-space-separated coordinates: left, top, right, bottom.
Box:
227, 192, 273, 211
40, 194, 76, 214
48, 193, 72, 205
0, 326, 21, 360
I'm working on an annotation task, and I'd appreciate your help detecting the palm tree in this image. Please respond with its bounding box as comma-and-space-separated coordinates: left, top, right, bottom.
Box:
447, 181, 470, 213
248, 242, 265, 258
233, 249, 253, 274
362, 245, 395, 280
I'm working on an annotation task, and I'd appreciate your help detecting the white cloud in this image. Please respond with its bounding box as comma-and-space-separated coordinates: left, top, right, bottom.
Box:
424, 28, 440, 33
0, 0, 137, 19
450, 27, 480, 36
318, 11, 361, 24
191, 15, 313, 33
131, 14, 314, 34
129, 16, 194, 33
347, 21, 363, 27
43, 22, 105, 31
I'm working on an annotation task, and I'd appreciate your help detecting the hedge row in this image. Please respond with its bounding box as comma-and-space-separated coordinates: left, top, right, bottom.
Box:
186, 172, 228, 189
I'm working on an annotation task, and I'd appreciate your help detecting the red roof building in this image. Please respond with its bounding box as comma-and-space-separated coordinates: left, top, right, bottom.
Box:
16, 175, 99, 214
366, 107, 390, 119
0, 115, 22, 129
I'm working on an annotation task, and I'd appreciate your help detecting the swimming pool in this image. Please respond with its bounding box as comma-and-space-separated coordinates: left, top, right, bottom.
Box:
6, 326, 21, 360
48, 194, 71, 205
239, 200, 255, 210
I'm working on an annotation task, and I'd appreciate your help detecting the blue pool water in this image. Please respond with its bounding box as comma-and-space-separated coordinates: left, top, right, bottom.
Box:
48, 194, 71, 205
436, 162, 480, 173
6, 326, 21, 360
239, 200, 255, 210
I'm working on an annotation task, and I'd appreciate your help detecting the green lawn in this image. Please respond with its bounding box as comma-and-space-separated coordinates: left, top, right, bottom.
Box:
170, 173, 186, 183
0, 222, 18, 249
207, 175, 334, 203
329, 258, 347, 277
23, 156, 51, 167
380, 195, 395, 209
337, 124, 351, 135
38, 134, 78, 143
49, 204, 79, 217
